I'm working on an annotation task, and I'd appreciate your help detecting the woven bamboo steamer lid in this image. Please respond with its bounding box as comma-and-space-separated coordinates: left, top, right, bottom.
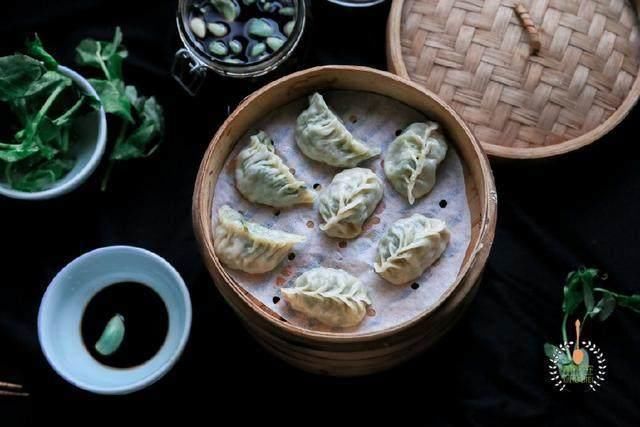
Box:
387, 0, 640, 159
193, 65, 497, 376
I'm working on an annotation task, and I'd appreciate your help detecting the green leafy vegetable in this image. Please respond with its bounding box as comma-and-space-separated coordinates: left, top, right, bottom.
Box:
617, 294, 640, 313
545, 267, 640, 383
544, 343, 567, 363
75, 27, 164, 190
0, 142, 39, 163
0, 54, 45, 101
87, 79, 134, 123
25, 35, 59, 70
594, 289, 640, 314
562, 268, 597, 316
0, 36, 97, 192
8, 158, 76, 191
111, 96, 164, 160
76, 27, 127, 81
24, 70, 70, 98
591, 294, 616, 321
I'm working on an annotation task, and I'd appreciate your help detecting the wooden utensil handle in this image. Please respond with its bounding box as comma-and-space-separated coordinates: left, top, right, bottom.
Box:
0, 381, 22, 389
515, 4, 541, 55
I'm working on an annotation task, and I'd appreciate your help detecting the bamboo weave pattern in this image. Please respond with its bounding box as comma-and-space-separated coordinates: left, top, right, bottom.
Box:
400, 0, 640, 148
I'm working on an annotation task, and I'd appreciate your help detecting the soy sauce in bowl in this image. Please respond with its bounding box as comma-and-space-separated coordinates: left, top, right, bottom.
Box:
81, 282, 169, 369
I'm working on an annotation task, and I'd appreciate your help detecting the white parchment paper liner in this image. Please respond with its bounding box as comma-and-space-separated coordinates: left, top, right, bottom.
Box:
212, 91, 471, 334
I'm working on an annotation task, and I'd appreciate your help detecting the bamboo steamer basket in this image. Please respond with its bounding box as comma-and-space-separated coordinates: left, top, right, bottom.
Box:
193, 66, 497, 376
387, 0, 640, 159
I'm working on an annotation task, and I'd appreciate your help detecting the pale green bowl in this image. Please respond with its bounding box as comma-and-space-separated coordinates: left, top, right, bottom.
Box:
0, 66, 107, 200
38, 246, 192, 395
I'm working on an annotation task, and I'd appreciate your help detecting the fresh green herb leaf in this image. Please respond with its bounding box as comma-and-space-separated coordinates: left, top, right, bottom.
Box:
563, 271, 584, 315
583, 279, 595, 313
0, 54, 45, 101
18, 80, 71, 153
563, 268, 598, 315
548, 267, 640, 376
593, 289, 640, 315
58, 126, 71, 154
110, 97, 163, 160
615, 294, 640, 314
0, 35, 98, 192
88, 78, 133, 123
124, 85, 144, 112
75, 28, 164, 191
9, 157, 74, 192
0, 141, 40, 162
9, 98, 29, 126
25, 34, 58, 70
591, 294, 616, 321
545, 343, 571, 366
7, 77, 68, 164
85, 93, 101, 111
24, 70, 71, 97
75, 27, 127, 81
36, 117, 61, 146
52, 96, 85, 127
543, 342, 556, 359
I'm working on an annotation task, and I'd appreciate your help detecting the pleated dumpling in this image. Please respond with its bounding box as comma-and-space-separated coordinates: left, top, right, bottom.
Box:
281, 267, 371, 327
213, 205, 305, 274
235, 131, 315, 208
384, 122, 448, 205
374, 214, 450, 285
318, 168, 383, 239
295, 93, 380, 167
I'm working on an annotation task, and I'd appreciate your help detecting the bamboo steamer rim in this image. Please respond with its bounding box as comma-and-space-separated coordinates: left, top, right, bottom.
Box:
387, 0, 640, 159
193, 65, 497, 343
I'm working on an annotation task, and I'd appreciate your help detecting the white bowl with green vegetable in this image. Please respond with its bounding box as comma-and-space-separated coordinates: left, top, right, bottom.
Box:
38, 246, 192, 395
0, 38, 107, 200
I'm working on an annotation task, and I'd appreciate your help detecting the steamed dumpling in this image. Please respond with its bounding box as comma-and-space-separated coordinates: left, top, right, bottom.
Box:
214, 205, 305, 274
281, 267, 371, 327
384, 122, 448, 204
235, 131, 315, 208
295, 93, 380, 167
374, 214, 450, 285
318, 168, 383, 239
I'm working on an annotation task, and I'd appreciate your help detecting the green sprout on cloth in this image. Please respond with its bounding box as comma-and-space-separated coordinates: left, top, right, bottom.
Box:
545, 268, 640, 383
75, 27, 165, 191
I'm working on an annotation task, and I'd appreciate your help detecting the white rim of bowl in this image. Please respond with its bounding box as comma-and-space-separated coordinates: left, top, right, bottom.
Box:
37, 246, 193, 395
0, 66, 107, 200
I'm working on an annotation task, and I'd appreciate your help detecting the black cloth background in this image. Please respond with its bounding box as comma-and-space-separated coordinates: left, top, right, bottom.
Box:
1, 0, 639, 424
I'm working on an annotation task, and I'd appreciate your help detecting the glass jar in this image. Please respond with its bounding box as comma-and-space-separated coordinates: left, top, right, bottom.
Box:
326, 0, 386, 7
172, 0, 309, 96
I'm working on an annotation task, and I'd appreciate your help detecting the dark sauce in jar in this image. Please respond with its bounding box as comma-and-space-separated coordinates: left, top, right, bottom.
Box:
187, 0, 296, 65
81, 282, 169, 369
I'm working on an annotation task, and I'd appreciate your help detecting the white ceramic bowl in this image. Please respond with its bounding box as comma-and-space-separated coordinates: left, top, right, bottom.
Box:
0, 66, 107, 200
38, 246, 192, 395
